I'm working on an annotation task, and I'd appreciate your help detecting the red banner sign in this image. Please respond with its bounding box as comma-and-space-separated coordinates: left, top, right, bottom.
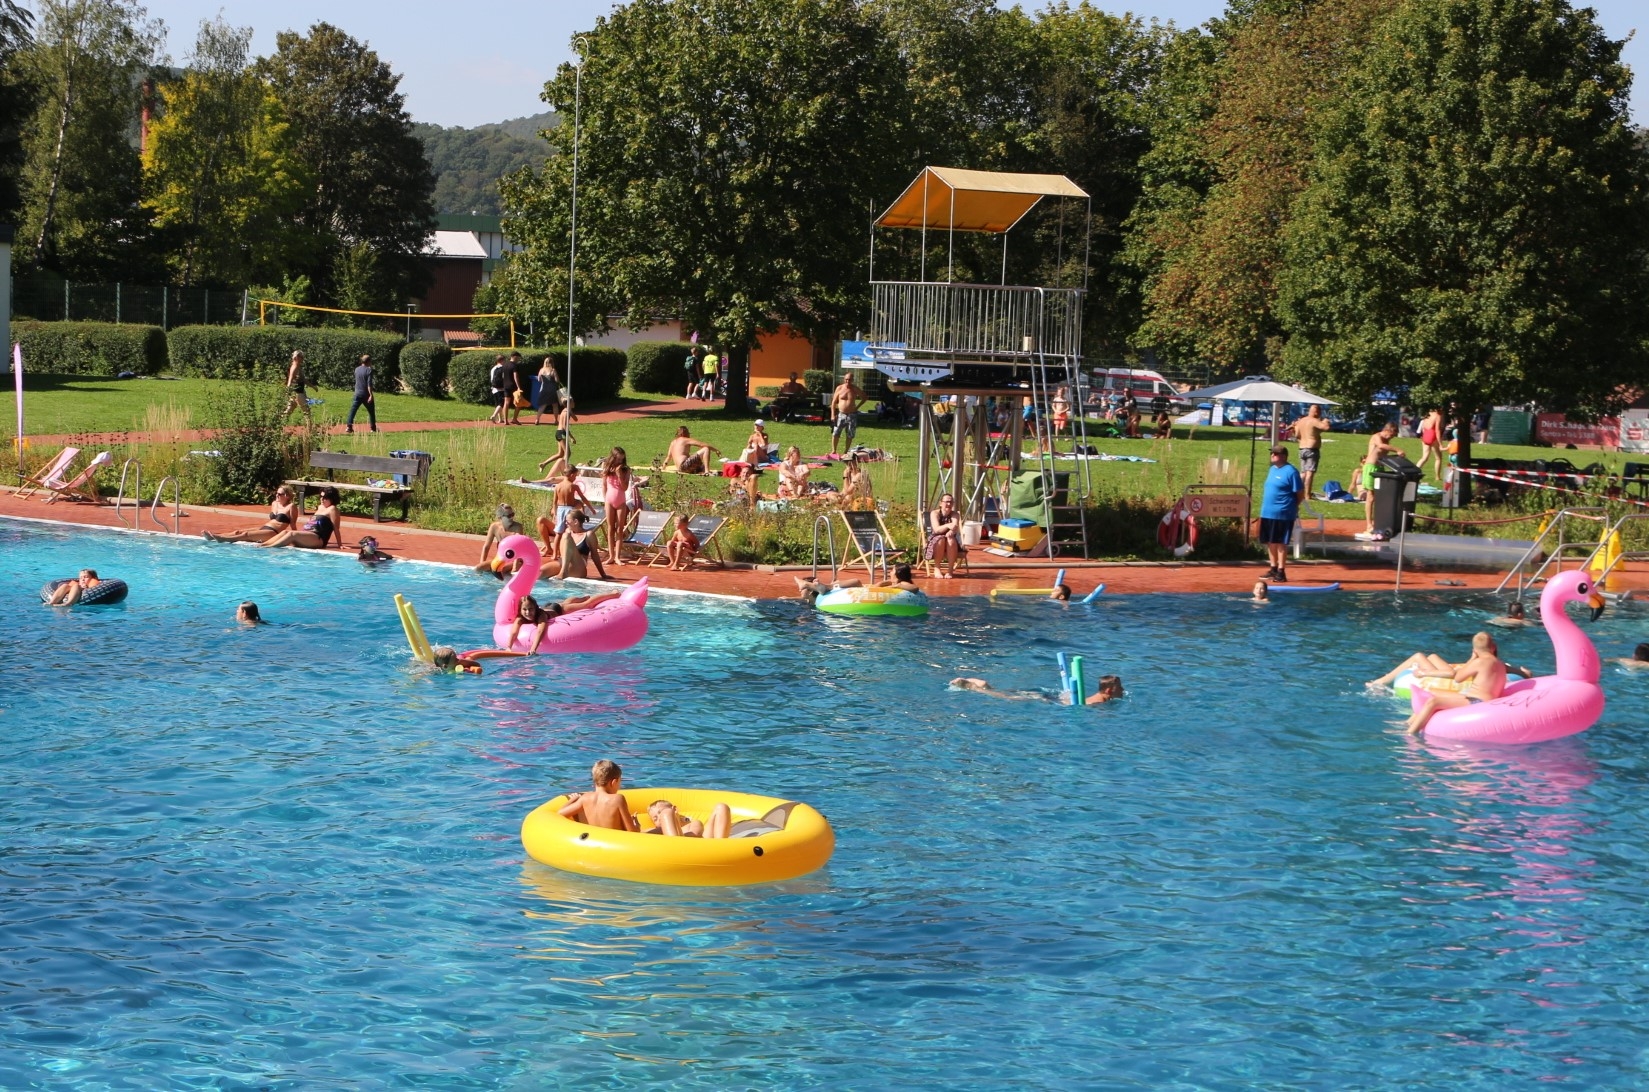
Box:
1534, 414, 1620, 449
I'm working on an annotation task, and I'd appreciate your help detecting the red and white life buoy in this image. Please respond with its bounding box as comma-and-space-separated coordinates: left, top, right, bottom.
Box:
1157, 500, 1199, 555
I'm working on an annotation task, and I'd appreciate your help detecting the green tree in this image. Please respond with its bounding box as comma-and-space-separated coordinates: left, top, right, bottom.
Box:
142, 17, 310, 286
1027, 2, 1169, 357
0, 0, 34, 223
501, 0, 910, 409
1128, 0, 1393, 371
17, 0, 164, 276
412, 116, 550, 215
257, 23, 436, 308
1277, 0, 1649, 421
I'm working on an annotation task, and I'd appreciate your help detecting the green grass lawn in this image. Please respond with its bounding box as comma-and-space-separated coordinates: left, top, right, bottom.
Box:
7, 374, 1634, 552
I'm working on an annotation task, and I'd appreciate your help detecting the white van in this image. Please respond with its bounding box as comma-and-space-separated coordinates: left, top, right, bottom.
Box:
1081, 368, 1186, 412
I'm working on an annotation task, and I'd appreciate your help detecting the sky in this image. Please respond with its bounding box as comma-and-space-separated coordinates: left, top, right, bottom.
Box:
31, 0, 1649, 128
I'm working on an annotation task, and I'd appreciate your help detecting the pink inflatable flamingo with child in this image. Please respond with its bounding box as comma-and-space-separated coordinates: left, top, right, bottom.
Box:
479, 533, 649, 654
1412, 569, 1605, 744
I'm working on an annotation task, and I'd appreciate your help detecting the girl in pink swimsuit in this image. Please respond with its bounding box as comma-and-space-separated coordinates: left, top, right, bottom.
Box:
602, 447, 634, 566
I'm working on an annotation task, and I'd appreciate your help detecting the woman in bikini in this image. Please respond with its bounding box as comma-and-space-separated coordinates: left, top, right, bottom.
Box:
260, 487, 342, 549
553, 510, 609, 581
205, 485, 301, 543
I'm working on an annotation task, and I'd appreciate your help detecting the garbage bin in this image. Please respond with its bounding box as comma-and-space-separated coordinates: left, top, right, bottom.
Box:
1371, 453, 1421, 537
389, 450, 433, 487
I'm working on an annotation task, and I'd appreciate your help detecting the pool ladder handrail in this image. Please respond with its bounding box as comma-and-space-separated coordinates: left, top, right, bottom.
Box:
811, 515, 840, 585
150, 476, 181, 535
113, 458, 142, 529
1494, 506, 1609, 598
1579, 510, 1649, 592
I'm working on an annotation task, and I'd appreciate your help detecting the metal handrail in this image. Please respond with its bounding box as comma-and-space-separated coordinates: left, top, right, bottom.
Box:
150, 476, 181, 535
1495, 506, 1609, 598
811, 515, 840, 585
869, 281, 1085, 360
1587, 511, 1649, 589
113, 458, 141, 529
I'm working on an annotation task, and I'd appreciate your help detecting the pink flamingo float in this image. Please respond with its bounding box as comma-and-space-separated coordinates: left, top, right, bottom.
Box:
1412, 569, 1605, 744
469, 533, 649, 655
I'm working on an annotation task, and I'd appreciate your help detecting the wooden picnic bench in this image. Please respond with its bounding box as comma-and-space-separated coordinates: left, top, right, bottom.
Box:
284, 451, 431, 522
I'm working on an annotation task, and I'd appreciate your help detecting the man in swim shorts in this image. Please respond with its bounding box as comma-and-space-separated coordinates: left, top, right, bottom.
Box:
1407, 632, 1508, 734
1357, 423, 1402, 539
1291, 404, 1330, 499
830, 374, 865, 454
546, 469, 595, 561
665, 425, 719, 475
559, 759, 639, 831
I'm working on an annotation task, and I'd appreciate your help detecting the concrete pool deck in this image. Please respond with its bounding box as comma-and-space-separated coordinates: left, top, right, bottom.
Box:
9, 486, 1636, 600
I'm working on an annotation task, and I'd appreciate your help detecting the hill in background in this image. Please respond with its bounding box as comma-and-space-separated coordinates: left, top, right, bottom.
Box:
413, 111, 556, 216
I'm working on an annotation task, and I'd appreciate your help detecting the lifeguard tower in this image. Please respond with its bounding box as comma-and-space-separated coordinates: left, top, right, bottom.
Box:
861, 167, 1093, 558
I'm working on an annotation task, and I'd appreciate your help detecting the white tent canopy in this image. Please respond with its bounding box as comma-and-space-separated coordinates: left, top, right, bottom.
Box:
1179, 377, 1337, 406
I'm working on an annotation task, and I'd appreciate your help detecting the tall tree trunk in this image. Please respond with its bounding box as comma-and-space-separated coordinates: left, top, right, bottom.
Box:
32, 58, 78, 267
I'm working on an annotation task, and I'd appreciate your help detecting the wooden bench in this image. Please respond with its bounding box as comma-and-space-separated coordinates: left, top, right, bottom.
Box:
284, 451, 431, 522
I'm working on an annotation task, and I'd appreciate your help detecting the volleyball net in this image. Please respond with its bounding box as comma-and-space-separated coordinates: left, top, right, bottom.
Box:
252, 299, 515, 350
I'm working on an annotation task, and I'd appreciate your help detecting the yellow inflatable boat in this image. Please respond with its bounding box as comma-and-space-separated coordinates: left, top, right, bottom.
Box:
520, 787, 834, 886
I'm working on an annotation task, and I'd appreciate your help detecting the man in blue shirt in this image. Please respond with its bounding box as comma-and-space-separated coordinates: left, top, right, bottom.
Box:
1260, 444, 1304, 582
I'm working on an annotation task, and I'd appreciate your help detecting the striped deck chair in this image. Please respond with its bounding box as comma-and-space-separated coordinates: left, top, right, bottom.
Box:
43, 451, 113, 504
683, 514, 727, 569
16, 446, 79, 499
626, 510, 672, 567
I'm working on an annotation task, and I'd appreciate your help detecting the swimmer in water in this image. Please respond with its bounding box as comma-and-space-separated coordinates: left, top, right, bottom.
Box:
952, 674, 1124, 706
431, 645, 483, 674
1251, 580, 1270, 603
1610, 642, 1649, 669
236, 601, 263, 624
1487, 600, 1531, 627
1050, 583, 1072, 602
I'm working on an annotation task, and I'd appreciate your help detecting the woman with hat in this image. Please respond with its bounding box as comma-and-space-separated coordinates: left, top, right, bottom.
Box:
740, 420, 772, 466
473, 502, 524, 573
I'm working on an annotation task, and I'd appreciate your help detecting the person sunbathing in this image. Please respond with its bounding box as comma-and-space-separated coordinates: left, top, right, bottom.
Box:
645, 799, 732, 838
260, 487, 341, 549
204, 486, 301, 543
665, 426, 719, 475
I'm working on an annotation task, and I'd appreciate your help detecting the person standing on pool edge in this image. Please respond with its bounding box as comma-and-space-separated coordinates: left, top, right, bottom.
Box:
1260, 444, 1304, 584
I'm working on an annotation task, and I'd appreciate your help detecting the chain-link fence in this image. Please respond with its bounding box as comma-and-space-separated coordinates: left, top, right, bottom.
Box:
13, 273, 249, 328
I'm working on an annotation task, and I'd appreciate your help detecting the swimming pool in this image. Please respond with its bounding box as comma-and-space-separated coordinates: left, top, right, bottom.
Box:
4, 517, 1648, 1087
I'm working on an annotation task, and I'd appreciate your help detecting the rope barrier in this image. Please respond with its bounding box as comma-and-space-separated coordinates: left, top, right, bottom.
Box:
1453, 465, 1649, 510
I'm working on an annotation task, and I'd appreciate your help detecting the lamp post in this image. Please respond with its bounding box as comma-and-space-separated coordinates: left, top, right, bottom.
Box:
565, 36, 587, 399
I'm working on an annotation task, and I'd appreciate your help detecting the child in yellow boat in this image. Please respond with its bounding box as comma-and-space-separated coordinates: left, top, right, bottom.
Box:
559, 759, 639, 832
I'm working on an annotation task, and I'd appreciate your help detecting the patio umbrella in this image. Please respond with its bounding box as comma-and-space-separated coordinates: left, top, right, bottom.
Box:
1177, 376, 1338, 496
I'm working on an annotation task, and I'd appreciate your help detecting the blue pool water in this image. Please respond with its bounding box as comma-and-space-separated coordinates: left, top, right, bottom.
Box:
4, 517, 1649, 1087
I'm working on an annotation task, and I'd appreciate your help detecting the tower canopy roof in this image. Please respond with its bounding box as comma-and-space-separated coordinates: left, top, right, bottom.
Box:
875, 167, 1088, 234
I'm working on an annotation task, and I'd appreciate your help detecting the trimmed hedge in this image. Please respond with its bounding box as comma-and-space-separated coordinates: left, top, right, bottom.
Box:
167, 326, 405, 389
448, 346, 629, 406
400, 342, 452, 398
15, 321, 168, 375
804, 368, 834, 395
626, 341, 694, 395
449, 350, 494, 405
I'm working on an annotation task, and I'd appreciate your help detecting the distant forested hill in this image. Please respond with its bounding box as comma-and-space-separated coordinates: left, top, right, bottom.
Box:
413, 112, 555, 215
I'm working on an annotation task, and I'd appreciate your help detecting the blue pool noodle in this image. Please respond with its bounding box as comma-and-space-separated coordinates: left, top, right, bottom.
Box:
1068, 655, 1085, 706
1079, 584, 1106, 604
